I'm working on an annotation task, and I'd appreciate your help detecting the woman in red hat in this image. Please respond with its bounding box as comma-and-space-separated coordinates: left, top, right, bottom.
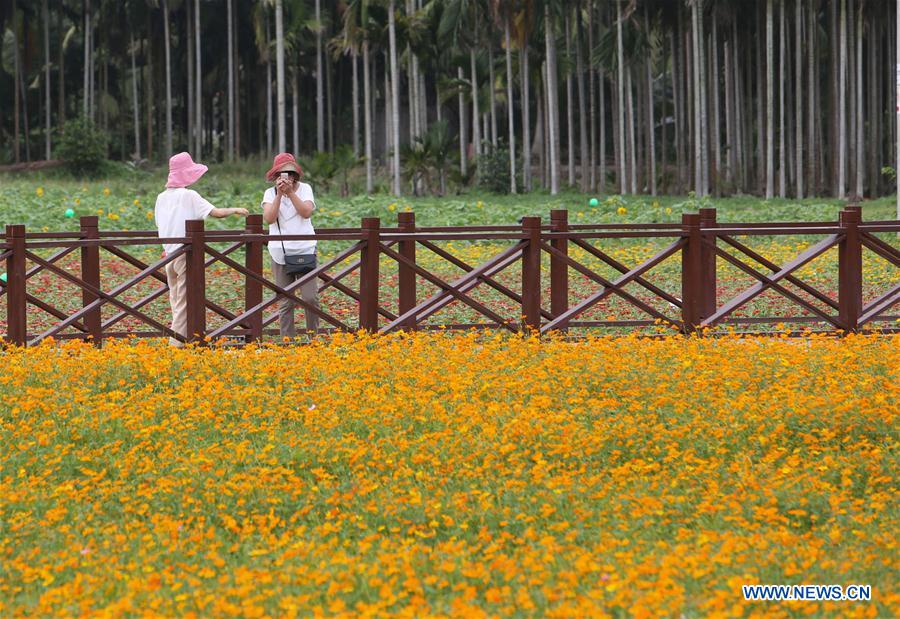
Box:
261, 153, 320, 337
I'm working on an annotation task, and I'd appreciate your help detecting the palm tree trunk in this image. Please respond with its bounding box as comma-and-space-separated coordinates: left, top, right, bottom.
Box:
389, 0, 402, 195
83, 0, 90, 118
671, 32, 681, 192
406, 0, 416, 142
505, 16, 516, 193
626, 66, 637, 194
489, 46, 498, 147
755, 14, 764, 193
577, 6, 589, 193
855, 2, 863, 198
227, 0, 234, 161
42, 0, 51, 159
711, 13, 720, 195
364, 40, 373, 193
187, 4, 195, 152
838, 0, 847, 199
807, 1, 816, 194
724, 35, 734, 187
266, 12, 273, 156
588, 1, 597, 191
778, 0, 786, 197
326, 46, 334, 151
795, 0, 803, 198
385, 54, 391, 171
616, 0, 626, 193
546, 6, 560, 194
599, 62, 606, 193
233, 8, 241, 157
130, 29, 141, 159
292, 71, 300, 154
57, 7, 65, 127
194, 0, 202, 158
316, 0, 324, 151
867, 11, 877, 195
691, 0, 702, 195
521, 43, 531, 190
146, 23, 153, 159
470, 48, 481, 159
353, 49, 360, 158
162, 0, 173, 157
565, 12, 575, 187
646, 49, 656, 195
458, 66, 468, 176
765, 0, 774, 199
848, 0, 855, 190
12, 0, 20, 163
275, 0, 286, 153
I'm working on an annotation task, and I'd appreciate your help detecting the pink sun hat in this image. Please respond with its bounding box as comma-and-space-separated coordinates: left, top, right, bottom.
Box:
166, 152, 208, 188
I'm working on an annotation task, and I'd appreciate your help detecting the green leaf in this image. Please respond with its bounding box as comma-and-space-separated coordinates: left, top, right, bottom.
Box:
2, 29, 16, 77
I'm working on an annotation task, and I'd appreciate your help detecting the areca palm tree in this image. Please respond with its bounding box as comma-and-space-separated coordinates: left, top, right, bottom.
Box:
491, 0, 518, 193
388, 0, 401, 194
275, 0, 286, 153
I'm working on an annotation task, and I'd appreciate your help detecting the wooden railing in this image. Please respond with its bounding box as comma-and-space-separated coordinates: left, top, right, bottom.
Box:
1, 206, 898, 346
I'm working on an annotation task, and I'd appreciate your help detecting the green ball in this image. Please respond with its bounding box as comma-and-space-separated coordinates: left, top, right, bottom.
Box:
0, 273, 6, 284
589, 198, 599, 207
65, 208, 75, 218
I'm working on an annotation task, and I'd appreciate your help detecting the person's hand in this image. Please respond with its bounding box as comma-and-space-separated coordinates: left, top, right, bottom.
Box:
232, 208, 250, 216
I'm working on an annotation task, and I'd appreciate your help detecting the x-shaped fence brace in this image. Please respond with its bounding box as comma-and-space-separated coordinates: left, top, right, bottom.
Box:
702, 233, 845, 329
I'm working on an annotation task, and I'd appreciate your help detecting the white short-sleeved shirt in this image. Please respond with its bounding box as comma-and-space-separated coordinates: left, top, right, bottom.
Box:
154, 188, 216, 256
262, 183, 317, 264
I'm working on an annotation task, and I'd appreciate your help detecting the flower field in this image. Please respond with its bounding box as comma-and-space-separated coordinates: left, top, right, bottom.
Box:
0, 333, 897, 617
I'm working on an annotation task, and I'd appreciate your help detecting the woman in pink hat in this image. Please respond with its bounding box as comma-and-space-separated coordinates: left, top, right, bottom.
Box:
261, 152, 320, 337
155, 152, 248, 347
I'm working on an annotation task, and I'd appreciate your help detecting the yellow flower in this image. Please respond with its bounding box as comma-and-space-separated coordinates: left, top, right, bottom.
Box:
617, 206, 627, 216
665, 207, 672, 215
146, 211, 154, 220
388, 204, 396, 212
36, 187, 44, 197
108, 213, 119, 220
133, 199, 141, 206
82, 186, 88, 192
477, 201, 484, 209
652, 200, 660, 209
103, 187, 111, 196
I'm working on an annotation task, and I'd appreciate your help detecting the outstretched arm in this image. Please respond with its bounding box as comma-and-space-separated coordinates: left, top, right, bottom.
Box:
210, 207, 249, 218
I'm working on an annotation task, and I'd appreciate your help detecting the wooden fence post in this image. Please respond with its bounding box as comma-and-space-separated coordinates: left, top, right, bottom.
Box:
838, 206, 862, 332
80, 216, 102, 345
549, 210, 569, 331
699, 207, 717, 321
359, 217, 381, 333
681, 213, 702, 333
5, 224, 27, 346
185, 219, 207, 344
244, 214, 265, 343
521, 216, 542, 332
398, 211, 417, 330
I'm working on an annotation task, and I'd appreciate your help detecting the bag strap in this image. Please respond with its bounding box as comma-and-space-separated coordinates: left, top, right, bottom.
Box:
273, 192, 288, 256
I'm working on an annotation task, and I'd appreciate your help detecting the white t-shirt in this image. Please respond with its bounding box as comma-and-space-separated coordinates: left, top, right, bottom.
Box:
154, 188, 216, 256
262, 183, 317, 264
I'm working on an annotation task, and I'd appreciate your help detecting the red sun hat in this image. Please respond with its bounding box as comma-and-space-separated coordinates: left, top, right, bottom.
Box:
166, 152, 208, 188
266, 152, 304, 182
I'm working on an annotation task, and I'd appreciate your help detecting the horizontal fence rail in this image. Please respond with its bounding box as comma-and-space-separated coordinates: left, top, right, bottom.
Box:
1, 206, 898, 347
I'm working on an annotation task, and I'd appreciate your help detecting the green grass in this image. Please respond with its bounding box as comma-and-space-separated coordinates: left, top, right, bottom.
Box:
1, 165, 896, 231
